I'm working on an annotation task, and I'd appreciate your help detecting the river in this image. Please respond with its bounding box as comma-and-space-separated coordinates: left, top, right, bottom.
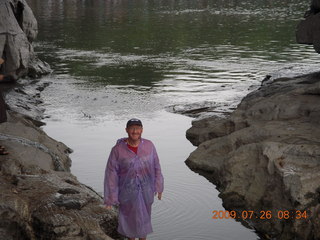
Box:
26, 0, 318, 239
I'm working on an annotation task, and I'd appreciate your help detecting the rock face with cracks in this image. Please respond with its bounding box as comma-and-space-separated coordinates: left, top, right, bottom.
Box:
0, 109, 121, 240
186, 72, 320, 240
0, 0, 50, 78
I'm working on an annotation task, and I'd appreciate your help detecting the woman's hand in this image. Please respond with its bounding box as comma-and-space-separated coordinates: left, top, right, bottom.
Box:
157, 192, 162, 200
104, 205, 112, 210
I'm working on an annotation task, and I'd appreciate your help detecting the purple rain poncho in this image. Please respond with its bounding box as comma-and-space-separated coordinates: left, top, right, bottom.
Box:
104, 138, 164, 238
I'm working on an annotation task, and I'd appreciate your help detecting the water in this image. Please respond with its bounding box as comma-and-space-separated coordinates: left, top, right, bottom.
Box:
26, 0, 318, 239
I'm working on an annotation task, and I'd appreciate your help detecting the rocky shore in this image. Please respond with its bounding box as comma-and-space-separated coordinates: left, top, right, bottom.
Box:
185, 71, 320, 239
1, 80, 121, 240
185, 3, 320, 239
0, 1, 120, 239
0, 0, 51, 78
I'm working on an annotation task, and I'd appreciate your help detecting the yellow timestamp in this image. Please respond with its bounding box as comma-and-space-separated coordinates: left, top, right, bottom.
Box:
212, 210, 308, 220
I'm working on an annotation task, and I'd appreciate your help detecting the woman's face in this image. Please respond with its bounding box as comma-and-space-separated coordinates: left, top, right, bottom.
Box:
126, 125, 143, 141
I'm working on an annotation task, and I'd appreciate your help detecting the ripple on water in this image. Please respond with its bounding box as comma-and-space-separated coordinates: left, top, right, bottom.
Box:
28, 1, 317, 240
151, 164, 228, 239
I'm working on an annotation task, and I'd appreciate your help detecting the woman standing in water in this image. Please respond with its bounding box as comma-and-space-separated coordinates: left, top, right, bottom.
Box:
104, 118, 164, 240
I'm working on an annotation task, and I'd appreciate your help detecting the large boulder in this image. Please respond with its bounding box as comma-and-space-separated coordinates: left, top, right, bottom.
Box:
0, 110, 121, 240
296, 0, 320, 53
186, 72, 320, 239
0, 0, 51, 79
0, 79, 120, 239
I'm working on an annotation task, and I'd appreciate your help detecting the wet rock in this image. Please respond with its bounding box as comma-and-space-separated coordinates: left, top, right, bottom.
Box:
54, 197, 84, 210
166, 101, 234, 118
0, 110, 72, 174
186, 71, 320, 239
4, 79, 52, 125
1, 77, 53, 127
28, 56, 52, 78
0, 111, 121, 240
296, 0, 320, 53
186, 116, 235, 146
0, 2, 119, 239
58, 188, 80, 195
0, 0, 51, 78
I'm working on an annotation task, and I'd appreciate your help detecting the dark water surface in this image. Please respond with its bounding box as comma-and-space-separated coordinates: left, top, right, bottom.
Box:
26, 0, 318, 239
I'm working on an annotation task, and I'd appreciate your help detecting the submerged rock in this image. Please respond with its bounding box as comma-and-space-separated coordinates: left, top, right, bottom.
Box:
0, 0, 51, 78
186, 72, 320, 239
166, 101, 234, 118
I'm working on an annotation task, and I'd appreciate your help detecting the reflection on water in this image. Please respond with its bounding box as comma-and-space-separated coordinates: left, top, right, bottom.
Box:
28, 0, 318, 112
26, 0, 318, 239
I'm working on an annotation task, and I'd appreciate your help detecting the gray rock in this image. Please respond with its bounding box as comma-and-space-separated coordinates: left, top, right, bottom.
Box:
186, 72, 320, 239
166, 101, 234, 118
0, 0, 51, 78
4, 79, 51, 124
186, 116, 235, 146
28, 56, 52, 78
296, 0, 320, 53
0, 111, 121, 240
0, 2, 119, 239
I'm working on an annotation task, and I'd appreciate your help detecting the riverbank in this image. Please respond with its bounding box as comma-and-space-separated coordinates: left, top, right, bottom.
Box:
1, 0, 119, 238
0, 79, 121, 240
185, 71, 320, 239
4, 1, 318, 239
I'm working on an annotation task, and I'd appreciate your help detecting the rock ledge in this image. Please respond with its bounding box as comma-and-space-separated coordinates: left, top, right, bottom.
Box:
186, 72, 320, 239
